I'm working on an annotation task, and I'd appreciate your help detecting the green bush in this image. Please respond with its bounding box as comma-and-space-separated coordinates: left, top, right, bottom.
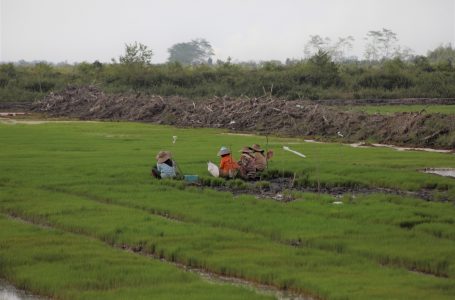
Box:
1, 54, 454, 102
358, 73, 414, 90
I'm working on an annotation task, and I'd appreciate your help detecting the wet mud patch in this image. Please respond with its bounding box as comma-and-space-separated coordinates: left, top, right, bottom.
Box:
194, 174, 440, 202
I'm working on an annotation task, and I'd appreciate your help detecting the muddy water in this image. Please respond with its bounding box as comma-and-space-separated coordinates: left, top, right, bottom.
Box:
422, 168, 455, 178
0, 280, 42, 300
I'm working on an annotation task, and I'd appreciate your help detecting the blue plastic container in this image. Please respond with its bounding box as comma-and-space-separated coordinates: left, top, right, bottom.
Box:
184, 175, 199, 183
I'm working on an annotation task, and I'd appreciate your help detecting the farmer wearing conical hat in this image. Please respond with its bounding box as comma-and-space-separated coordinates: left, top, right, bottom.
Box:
250, 144, 274, 172
237, 146, 256, 180
250, 144, 267, 172
217, 146, 239, 178
151, 150, 178, 179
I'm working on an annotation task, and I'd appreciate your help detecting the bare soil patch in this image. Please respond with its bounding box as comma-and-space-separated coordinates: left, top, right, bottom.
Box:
196, 176, 443, 202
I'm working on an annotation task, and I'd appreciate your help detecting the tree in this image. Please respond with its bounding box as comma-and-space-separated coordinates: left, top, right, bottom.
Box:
364, 30, 382, 61
413, 56, 433, 72
0, 63, 17, 87
393, 46, 415, 61
119, 42, 153, 65
167, 38, 214, 65
427, 44, 455, 64
304, 35, 331, 57
364, 28, 399, 61
305, 50, 340, 87
304, 35, 354, 62
32, 62, 54, 93
332, 36, 355, 62
378, 28, 398, 59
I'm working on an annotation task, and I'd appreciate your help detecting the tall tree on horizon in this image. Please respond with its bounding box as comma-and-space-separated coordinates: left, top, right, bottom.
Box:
304, 35, 355, 62
167, 38, 214, 65
364, 28, 398, 61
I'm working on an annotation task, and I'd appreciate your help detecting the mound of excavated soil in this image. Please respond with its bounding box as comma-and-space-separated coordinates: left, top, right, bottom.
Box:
313, 98, 455, 106
33, 86, 455, 149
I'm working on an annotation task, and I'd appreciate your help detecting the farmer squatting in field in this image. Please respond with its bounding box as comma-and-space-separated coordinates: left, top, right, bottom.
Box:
216, 145, 273, 180
151, 146, 271, 181
151, 150, 180, 179
217, 146, 239, 179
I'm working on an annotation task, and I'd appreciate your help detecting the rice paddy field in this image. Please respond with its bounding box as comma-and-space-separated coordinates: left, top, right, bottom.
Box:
1, 119, 455, 300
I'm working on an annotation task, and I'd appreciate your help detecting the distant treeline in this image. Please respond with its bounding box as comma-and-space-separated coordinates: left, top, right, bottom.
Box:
1, 50, 455, 102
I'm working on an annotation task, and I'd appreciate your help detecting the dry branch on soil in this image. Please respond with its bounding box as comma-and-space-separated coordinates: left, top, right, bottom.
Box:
33, 86, 455, 148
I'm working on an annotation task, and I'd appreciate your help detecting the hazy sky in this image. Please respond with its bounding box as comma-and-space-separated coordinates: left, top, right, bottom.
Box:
1, 0, 454, 63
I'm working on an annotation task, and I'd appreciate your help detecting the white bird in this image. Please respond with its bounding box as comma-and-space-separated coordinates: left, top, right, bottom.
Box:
337, 131, 344, 137
229, 120, 236, 125
172, 136, 177, 144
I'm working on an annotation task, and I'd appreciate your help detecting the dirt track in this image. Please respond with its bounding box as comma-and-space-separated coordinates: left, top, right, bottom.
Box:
313, 98, 455, 106
31, 86, 455, 149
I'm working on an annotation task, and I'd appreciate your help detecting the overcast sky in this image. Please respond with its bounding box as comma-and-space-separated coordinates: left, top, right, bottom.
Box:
1, 0, 454, 63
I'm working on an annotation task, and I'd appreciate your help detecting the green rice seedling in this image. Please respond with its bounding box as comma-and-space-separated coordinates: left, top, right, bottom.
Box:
198, 175, 225, 187
254, 180, 271, 190
225, 179, 249, 190
1, 121, 455, 299
260, 168, 295, 180
0, 215, 272, 300
2, 186, 455, 299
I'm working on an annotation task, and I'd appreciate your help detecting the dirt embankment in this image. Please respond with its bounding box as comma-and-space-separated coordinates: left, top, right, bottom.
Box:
313, 98, 455, 106
32, 86, 455, 149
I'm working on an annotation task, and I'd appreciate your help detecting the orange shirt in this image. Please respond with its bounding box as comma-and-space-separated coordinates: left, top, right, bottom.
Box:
220, 155, 239, 172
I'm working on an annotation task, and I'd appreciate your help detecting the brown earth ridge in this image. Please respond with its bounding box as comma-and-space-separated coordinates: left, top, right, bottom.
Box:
32, 86, 455, 149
